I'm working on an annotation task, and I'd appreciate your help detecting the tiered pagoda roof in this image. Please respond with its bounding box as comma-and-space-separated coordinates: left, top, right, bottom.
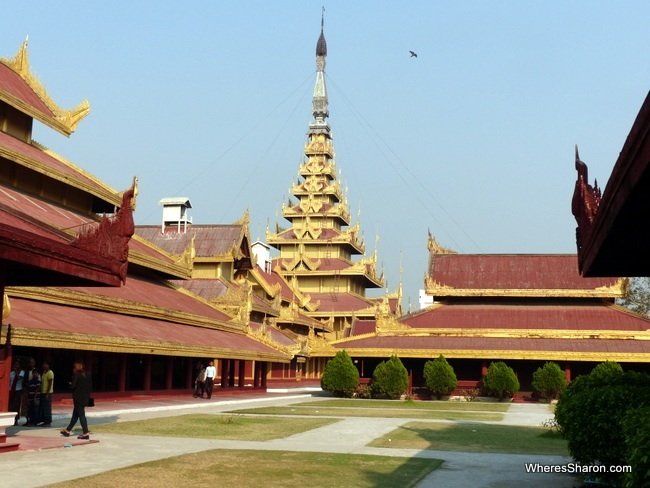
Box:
326, 237, 650, 363
266, 14, 384, 328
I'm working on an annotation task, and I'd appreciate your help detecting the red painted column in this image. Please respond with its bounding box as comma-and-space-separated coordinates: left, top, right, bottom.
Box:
118, 354, 127, 392
228, 359, 236, 387
220, 359, 229, 388
261, 362, 268, 389
253, 361, 260, 388
142, 355, 152, 391
238, 360, 246, 388
0, 263, 14, 411
564, 362, 571, 383
185, 359, 193, 389
481, 362, 488, 377
165, 357, 173, 390
84, 352, 94, 377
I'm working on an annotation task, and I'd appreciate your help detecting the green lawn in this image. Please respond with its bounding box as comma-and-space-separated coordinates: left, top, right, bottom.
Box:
48, 450, 443, 488
294, 398, 511, 411
369, 421, 568, 456
227, 405, 504, 421
90, 413, 338, 440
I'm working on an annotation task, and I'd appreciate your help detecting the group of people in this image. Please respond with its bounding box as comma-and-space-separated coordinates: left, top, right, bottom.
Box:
193, 360, 217, 399
9, 357, 54, 428
8, 358, 94, 440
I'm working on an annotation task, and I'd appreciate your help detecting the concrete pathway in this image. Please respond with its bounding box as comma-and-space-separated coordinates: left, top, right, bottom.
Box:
0, 394, 579, 488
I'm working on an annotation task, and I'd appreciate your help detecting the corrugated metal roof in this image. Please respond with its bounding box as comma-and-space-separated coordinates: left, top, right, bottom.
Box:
67, 275, 232, 321
0, 61, 54, 117
335, 335, 650, 355
136, 225, 245, 258
9, 297, 287, 359
402, 303, 650, 331
310, 292, 376, 313
430, 254, 618, 290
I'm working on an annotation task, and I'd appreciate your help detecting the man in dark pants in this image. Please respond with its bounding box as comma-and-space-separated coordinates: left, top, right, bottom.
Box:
204, 360, 216, 399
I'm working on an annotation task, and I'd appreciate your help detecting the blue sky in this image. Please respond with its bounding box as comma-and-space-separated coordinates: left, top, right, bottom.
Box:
3, 2, 649, 309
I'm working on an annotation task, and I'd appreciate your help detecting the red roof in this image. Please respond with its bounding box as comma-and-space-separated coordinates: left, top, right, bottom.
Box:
346, 320, 377, 337
430, 254, 618, 290
136, 225, 245, 258
0, 132, 113, 199
401, 303, 650, 331
9, 297, 287, 360
249, 322, 298, 347
254, 265, 295, 301
169, 278, 229, 302
310, 292, 376, 314
67, 275, 232, 322
0, 61, 54, 118
334, 335, 650, 356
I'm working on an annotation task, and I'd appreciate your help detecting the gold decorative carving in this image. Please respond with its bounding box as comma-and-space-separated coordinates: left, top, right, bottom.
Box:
0, 40, 90, 135
2, 294, 10, 320
424, 278, 627, 299
427, 232, 456, 254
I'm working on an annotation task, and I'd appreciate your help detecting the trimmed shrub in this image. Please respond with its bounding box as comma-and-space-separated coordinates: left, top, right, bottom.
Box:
555, 363, 650, 486
320, 350, 359, 398
423, 354, 457, 400
531, 362, 566, 401
482, 361, 520, 401
623, 407, 650, 488
372, 355, 409, 399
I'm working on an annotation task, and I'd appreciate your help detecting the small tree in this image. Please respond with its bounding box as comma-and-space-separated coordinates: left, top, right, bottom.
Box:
372, 355, 409, 399
531, 362, 566, 401
555, 363, 650, 486
320, 350, 359, 398
482, 361, 520, 401
423, 355, 457, 400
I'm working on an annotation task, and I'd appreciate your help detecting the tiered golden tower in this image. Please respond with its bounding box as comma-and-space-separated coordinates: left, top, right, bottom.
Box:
267, 15, 384, 338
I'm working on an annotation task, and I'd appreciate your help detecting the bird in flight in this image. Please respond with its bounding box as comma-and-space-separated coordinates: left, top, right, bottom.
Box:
409, 51, 417, 58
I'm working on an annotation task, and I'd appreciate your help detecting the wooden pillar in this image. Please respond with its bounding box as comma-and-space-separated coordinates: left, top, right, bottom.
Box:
142, 355, 152, 391
253, 361, 260, 388
261, 361, 268, 388
238, 360, 246, 388
481, 362, 488, 377
118, 354, 127, 392
228, 359, 236, 387
0, 262, 14, 412
564, 362, 571, 383
84, 352, 94, 376
185, 359, 194, 389
220, 359, 229, 388
165, 356, 174, 390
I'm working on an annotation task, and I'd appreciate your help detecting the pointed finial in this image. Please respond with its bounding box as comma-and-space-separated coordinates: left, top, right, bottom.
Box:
316, 7, 327, 57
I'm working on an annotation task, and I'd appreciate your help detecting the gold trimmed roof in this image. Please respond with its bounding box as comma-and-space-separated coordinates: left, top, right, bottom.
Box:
0, 40, 90, 136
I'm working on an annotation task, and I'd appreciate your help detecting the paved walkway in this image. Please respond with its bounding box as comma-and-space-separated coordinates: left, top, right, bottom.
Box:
1, 392, 578, 488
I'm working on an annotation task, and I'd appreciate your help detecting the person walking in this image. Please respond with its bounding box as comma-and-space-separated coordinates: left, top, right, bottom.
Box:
60, 360, 92, 440
194, 362, 206, 398
204, 360, 216, 399
38, 361, 54, 427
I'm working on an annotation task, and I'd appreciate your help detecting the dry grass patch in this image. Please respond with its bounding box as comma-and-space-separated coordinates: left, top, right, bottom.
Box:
369, 422, 568, 456
48, 449, 442, 488
90, 413, 338, 441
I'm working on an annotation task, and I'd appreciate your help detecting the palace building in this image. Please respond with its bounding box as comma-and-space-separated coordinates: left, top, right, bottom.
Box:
3, 15, 649, 414
0, 40, 295, 407
324, 234, 650, 393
